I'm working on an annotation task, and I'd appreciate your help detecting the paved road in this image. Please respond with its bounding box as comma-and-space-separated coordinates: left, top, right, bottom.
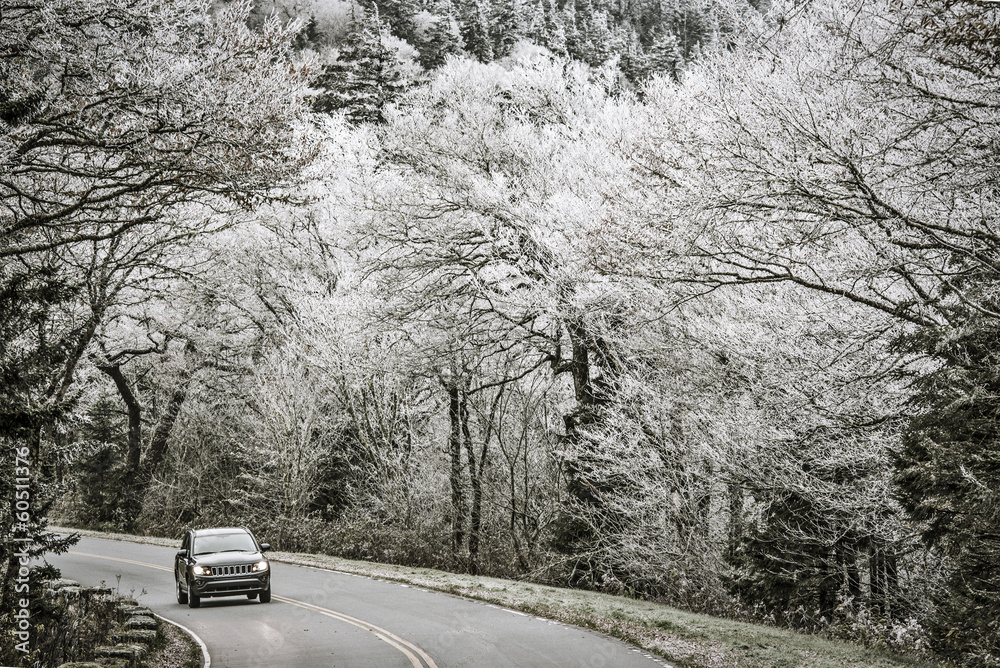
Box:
48, 536, 667, 668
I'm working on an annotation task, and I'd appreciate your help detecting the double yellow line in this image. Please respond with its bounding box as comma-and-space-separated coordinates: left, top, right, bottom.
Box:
273, 594, 436, 668
67, 551, 438, 668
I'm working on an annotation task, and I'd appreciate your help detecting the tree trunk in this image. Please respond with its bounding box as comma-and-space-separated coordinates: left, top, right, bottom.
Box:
845, 546, 862, 602
98, 363, 143, 525
727, 483, 743, 562
98, 355, 192, 527
555, 319, 605, 585
97, 364, 142, 473
885, 549, 898, 618
870, 546, 885, 614
50, 312, 101, 403
462, 392, 483, 574
565, 319, 595, 412
144, 384, 188, 478
448, 385, 465, 554
40, 312, 102, 480
698, 459, 712, 538
818, 547, 837, 618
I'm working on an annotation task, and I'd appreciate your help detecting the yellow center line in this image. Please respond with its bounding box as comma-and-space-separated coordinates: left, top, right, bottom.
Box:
273, 595, 428, 668
69, 551, 173, 572
273, 596, 438, 668
66, 550, 439, 668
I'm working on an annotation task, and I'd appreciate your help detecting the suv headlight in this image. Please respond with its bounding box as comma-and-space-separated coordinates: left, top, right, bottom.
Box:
252, 560, 269, 572
192, 565, 211, 576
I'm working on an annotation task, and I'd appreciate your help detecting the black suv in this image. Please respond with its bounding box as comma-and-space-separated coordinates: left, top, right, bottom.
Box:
175, 527, 271, 608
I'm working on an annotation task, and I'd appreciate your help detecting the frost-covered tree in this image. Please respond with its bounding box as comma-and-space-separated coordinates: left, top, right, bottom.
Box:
356, 55, 700, 582
0, 0, 315, 260
419, 0, 466, 69
457, 0, 495, 62
623, 0, 1000, 658
537, 0, 568, 55
0, 267, 79, 627
488, 0, 525, 58
0, 0, 316, 557
311, 7, 407, 124
644, 28, 684, 80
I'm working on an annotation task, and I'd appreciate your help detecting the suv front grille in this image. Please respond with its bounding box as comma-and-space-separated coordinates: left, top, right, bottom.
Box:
211, 564, 250, 576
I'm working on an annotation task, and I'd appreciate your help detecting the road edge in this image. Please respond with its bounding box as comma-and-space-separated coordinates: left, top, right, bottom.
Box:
49, 525, 940, 668
52, 526, 670, 668
153, 613, 211, 668
51, 526, 669, 667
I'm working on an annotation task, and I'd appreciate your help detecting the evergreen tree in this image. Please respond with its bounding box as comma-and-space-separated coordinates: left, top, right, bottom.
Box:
658, 0, 713, 59
643, 27, 684, 80
538, 0, 568, 56
733, 442, 904, 627
564, 0, 613, 65
457, 0, 494, 62
0, 265, 79, 650
294, 15, 323, 51
489, 0, 525, 58
70, 397, 133, 527
890, 5, 1000, 661
311, 8, 406, 125
561, 0, 580, 57
520, 0, 546, 46
419, 0, 465, 70
895, 304, 1000, 664
370, 0, 420, 46
617, 29, 647, 83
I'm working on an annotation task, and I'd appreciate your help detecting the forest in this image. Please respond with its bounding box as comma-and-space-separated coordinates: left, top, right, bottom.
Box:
1, 0, 998, 665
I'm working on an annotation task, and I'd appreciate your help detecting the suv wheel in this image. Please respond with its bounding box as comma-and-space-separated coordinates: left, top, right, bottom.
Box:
175, 578, 188, 605
259, 585, 271, 603
187, 581, 201, 608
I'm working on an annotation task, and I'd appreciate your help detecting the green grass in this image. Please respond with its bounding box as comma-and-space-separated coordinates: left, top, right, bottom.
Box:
52, 526, 943, 668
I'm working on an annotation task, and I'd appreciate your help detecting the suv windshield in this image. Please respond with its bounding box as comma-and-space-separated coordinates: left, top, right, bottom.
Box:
192, 532, 257, 555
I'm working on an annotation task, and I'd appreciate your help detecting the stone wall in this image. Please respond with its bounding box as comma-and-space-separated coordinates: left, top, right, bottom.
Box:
33, 579, 162, 668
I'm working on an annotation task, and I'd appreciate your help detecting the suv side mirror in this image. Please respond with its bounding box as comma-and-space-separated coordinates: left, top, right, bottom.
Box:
260, 543, 271, 552
176, 549, 187, 559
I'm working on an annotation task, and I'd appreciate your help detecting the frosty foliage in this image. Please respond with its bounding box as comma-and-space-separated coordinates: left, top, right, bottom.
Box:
0, 0, 317, 258
11, 0, 999, 664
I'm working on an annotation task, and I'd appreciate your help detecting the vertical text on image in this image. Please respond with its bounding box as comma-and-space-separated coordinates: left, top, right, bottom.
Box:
12, 445, 33, 655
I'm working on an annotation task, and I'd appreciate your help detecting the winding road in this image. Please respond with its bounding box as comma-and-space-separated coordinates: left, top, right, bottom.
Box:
49, 536, 667, 668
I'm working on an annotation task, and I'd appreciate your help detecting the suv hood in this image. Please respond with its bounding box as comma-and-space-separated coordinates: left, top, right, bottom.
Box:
192, 551, 264, 566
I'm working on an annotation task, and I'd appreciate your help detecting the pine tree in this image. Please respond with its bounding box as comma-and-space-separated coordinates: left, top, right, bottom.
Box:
734, 466, 901, 626
539, 0, 568, 56
644, 27, 684, 80
489, 0, 525, 58
0, 265, 79, 640
894, 308, 1000, 663
294, 15, 323, 51
658, 0, 712, 58
419, 0, 465, 70
457, 0, 494, 62
564, 0, 613, 66
617, 28, 647, 83
311, 8, 406, 125
888, 4, 1000, 662
561, 0, 580, 56
370, 0, 420, 46
520, 0, 545, 46
586, 9, 616, 64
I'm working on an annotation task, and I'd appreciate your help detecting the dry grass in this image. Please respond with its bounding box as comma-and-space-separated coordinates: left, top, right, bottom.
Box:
268, 551, 942, 668
147, 619, 202, 668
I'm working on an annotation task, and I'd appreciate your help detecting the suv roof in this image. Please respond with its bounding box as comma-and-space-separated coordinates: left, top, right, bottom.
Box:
191, 527, 251, 536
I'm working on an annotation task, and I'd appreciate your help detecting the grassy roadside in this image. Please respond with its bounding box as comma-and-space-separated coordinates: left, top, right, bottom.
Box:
52, 525, 944, 668
146, 618, 203, 668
